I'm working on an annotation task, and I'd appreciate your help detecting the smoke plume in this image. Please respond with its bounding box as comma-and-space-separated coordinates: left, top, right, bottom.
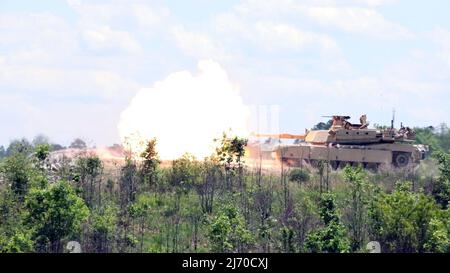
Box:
118, 60, 249, 159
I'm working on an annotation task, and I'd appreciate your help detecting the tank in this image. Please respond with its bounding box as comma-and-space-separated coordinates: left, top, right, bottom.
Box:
250, 115, 429, 169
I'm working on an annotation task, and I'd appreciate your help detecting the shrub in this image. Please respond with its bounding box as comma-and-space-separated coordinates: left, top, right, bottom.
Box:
289, 169, 310, 183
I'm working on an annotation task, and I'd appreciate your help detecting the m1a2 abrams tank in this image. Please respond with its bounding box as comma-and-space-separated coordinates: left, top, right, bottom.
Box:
251, 115, 428, 170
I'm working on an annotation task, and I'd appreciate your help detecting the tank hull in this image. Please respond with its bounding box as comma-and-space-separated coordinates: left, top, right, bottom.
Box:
271, 142, 427, 169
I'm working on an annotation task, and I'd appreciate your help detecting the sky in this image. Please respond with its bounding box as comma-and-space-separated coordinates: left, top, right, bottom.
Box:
1, 0, 449, 147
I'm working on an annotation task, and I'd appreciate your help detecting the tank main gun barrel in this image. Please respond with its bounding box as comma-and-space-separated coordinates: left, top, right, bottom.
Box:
251, 133, 306, 140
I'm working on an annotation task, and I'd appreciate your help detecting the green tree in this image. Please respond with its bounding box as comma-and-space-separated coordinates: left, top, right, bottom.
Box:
1, 153, 32, 200
74, 155, 103, 207
34, 143, 50, 162
208, 205, 253, 253
254, 180, 276, 252
414, 126, 442, 152
216, 134, 247, 170
69, 138, 87, 149
6, 138, 33, 156
119, 157, 138, 206
431, 151, 450, 208
129, 194, 152, 252
215, 133, 247, 189
117, 157, 138, 252
170, 153, 201, 193
89, 202, 118, 253
25, 180, 89, 252
423, 214, 450, 253
368, 182, 440, 253
305, 193, 350, 253
0, 230, 34, 253
163, 154, 202, 253
0, 145, 5, 158
50, 143, 65, 151
140, 139, 161, 191
436, 123, 450, 152
194, 157, 221, 214
280, 187, 320, 253
343, 166, 371, 251
0, 188, 34, 253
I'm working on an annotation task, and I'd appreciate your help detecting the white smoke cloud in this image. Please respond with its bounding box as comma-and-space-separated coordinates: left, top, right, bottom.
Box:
118, 60, 250, 159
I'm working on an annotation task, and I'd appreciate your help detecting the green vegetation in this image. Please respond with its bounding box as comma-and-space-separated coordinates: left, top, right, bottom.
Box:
207, 205, 253, 253
25, 180, 89, 252
0, 127, 449, 253
289, 169, 310, 184
415, 123, 450, 153
305, 193, 350, 253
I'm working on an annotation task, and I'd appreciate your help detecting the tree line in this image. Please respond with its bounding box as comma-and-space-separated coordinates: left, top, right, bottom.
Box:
0, 129, 449, 253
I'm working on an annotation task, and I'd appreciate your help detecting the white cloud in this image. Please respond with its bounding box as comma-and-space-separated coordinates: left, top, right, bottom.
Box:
230, 0, 412, 40
302, 6, 413, 39
67, 0, 170, 52
0, 10, 140, 101
0, 13, 77, 52
67, 0, 169, 29
0, 65, 139, 101
82, 26, 142, 53
215, 14, 340, 54
213, 13, 352, 76
0, 6, 118, 146
171, 26, 223, 58
132, 4, 170, 28
351, 0, 398, 6
254, 21, 339, 51
0, 2, 168, 145
0, 91, 127, 146
430, 27, 450, 68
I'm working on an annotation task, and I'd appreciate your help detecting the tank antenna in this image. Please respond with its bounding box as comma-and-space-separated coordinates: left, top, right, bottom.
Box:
391, 109, 395, 130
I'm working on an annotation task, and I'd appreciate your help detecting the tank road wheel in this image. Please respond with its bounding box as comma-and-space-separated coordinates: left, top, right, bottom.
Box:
393, 153, 410, 168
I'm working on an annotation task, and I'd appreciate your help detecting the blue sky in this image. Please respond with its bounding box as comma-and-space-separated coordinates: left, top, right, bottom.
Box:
0, 0, 449, 147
